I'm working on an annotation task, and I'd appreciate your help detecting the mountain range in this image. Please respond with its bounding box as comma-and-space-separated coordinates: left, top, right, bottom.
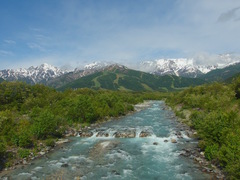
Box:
57, 64, 206, 91
0, 63, 67, 84
140, 54, 240, 78
1, 54, 240, 91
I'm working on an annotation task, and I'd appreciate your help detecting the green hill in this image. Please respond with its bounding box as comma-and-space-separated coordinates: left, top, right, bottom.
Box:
224, 72, 240, 83
0, 78, 4, 83
57, 65, 206, 91
200, 62, 240, 82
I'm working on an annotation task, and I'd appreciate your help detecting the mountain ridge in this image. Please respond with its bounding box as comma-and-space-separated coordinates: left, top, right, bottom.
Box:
1, 53, 240, 86
0, 63, 67, 84
140, 54, 240, 78
57, 65, 206, 92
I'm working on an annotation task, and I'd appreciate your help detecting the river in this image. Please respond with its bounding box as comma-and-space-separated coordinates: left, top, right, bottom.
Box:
1, 101, 212, 180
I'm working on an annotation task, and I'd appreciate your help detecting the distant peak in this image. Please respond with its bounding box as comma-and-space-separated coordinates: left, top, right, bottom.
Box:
39, 63, 55, 69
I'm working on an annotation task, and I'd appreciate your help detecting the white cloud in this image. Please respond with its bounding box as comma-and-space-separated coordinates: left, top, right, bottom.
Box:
0, 50, 14, 56
27, 42, 46, 52
2, 0, 240, 69
4, 40, 16, 45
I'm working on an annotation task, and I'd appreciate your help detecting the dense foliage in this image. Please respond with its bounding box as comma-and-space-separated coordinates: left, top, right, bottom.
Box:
0, 81, 164, 169
166, 77, 240, 179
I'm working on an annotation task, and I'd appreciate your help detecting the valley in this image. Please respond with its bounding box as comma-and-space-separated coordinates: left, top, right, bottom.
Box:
1, 1, 240, 179
1, 57, 240, 179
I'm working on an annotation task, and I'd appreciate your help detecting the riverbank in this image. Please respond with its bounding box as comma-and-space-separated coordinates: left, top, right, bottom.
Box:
0, 101, 151, 178
162, 103, 226, 179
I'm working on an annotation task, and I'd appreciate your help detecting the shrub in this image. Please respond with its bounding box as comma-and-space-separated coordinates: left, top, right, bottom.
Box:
45, 139, 55, 147
18, 149, 30, 158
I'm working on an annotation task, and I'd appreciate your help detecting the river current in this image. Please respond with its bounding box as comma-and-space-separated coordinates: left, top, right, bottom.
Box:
1, 101, 211, 180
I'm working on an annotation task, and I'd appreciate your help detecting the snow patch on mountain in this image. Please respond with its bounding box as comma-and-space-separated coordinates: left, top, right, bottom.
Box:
0, 63, 68, 84
140, 54, 240, 78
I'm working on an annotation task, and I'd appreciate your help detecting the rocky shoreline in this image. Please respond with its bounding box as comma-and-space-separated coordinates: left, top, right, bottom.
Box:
0, 138, 70, 178
162, 104, 226, 179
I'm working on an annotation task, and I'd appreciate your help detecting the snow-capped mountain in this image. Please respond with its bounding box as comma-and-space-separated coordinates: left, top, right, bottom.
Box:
84, 61, 112, 70
1, 54, 240, 85
140, 58, 201, 78
72, 61, 115, 78
140, 54, 240, 78
0, 63, 68, 84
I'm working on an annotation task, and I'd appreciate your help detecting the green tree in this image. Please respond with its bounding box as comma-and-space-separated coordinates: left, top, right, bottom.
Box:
32, 109, 57, 139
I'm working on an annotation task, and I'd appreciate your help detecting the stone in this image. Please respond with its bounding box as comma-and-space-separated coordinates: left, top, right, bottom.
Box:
79, 131, 93, 137
111, 170, 120, 175
61, 163, 69, 168
153, 142, 158, 145
22, 160, 27, 165
114, 130, 136, 138
164, 140, 168, 142
56, 139, 69, 145
39, 151, 45, 156
139, 131, 151, 137
176, 131, 183, 138
96, 131, 109, 137
171, 139, 177, 143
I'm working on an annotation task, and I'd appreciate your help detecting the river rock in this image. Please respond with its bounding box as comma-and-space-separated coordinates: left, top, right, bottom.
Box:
114, 130, 136, 138
96, 131, 109, 137
56, 138, 69, 145
139, 131, 151, 137
79, 131, 93, 137
153, 142, 158, 145
176, 131, 183, 138
39, 151, 46, 156
164, 140, 168, 142
61, 163, 69, 168
22, 160, 27, 165
171, 139, 177, 143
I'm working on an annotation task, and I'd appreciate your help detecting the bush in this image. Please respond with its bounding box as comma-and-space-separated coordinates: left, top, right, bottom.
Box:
32, 109, 58, 139
18, 149, 30, 158
0, 141, 6, 158
45, 139, 55, 147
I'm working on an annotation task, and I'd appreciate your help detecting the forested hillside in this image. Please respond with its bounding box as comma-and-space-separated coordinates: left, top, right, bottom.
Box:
199, 62, 240, 82
166, 77, 240, 178
0, 78, 4, 83
0, 81, 164, 170
57, 66, 206, 91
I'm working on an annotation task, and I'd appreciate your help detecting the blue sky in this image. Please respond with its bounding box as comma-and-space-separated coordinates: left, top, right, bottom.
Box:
0, 0, 240, 69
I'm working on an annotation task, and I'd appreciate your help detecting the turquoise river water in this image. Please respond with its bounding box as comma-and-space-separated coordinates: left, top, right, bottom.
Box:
1, 101, 212, 180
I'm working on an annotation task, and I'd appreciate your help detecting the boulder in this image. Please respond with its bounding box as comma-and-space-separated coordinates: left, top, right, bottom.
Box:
176, 131, 183, 138
171, 139, 177, 143
114, 130, 136, 138
96, 131, 109, 137
61, 163, 69, 168
39, 151, 45, 156
139, 131, 151, 137
164, 140, 168, 143
153, 142, 158, 145
56, 138, 69, 145
79, 131, 93, 137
